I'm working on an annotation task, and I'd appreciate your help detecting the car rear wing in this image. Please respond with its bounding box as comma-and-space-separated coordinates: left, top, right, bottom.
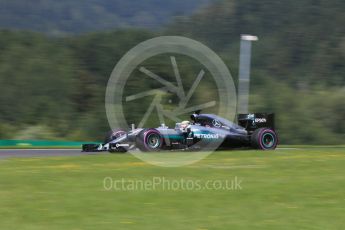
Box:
237, 113, 275, 132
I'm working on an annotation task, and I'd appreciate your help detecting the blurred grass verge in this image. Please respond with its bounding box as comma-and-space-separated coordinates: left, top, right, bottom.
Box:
0, 148, 344, 229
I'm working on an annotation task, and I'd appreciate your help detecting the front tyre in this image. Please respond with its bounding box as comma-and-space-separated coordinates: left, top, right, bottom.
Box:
251, 128, 278, 150
136, 129, 163, 152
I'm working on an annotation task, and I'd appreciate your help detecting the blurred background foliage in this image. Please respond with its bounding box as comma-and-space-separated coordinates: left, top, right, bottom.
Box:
0, 0, 211, 35
0, 0, 344, 143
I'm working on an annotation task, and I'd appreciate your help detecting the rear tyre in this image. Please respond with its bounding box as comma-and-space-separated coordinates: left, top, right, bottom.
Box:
136, 128, 163, 152
104, 129, 126, 144
251, 128, 278, 150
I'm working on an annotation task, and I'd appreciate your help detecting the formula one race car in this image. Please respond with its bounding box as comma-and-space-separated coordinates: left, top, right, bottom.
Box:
82, 112, 278, 152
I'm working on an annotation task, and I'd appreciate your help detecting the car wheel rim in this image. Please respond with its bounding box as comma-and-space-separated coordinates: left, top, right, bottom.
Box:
262, 133, 275, 148
147, 133, 160, 149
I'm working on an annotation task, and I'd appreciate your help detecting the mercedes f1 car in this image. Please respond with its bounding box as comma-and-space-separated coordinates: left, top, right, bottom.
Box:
82, 112, 278, 152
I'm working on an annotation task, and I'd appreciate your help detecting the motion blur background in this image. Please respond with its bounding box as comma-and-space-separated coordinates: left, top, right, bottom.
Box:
0, 0, 344, 144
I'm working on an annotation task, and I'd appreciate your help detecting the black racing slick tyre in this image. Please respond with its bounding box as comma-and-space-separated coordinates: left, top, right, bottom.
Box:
104, 129, 126, 144
251, 128, 278, 150
136, 128, 163, 152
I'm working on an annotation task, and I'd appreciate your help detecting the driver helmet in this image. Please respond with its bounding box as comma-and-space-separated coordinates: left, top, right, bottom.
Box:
180, 120, 190, 129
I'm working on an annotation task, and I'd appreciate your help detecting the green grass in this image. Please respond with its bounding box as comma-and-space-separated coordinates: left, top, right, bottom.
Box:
0, 148, 344, 229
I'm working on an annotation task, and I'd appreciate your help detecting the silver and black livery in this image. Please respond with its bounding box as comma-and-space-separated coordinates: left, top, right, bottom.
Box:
82, 112, 278, 153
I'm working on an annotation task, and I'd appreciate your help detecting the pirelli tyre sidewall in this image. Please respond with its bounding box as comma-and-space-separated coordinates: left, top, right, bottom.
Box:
136, 128, 163, 152
251, 128, 278, 150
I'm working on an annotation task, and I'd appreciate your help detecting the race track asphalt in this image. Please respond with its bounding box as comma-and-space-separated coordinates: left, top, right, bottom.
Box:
0, 149, 106, 159
0, 148, 298, 159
